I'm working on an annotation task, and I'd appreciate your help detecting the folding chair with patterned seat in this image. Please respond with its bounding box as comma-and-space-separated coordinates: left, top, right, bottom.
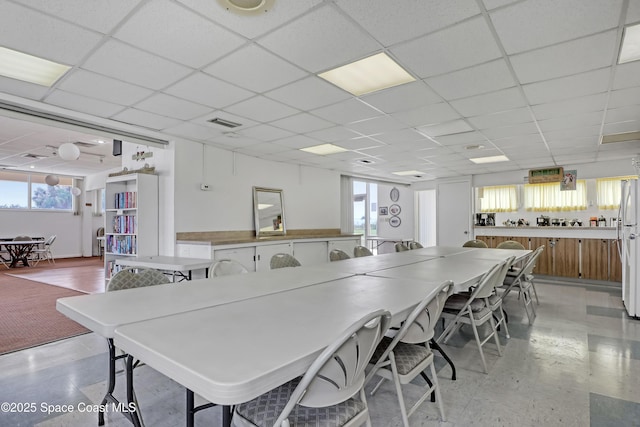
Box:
270, 253, 301, 269
366, 281, 454, 426
437, 263, 504, 374
395, 242, 410, 252
501, 246, 545, 324
100, 267, 171, 426
462, 239, 488, 248
232, 309, 391, 427
409, 242, 423, 249
353, 245, 373, 258
209, 259, 249, 277
330, 249, 351, 261
485, 256, 516, 339
496, 240, 525, 250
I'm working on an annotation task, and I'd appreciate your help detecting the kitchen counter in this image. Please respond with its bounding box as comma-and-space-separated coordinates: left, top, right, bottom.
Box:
474, 225, 617, 239
176, 229, 360, 246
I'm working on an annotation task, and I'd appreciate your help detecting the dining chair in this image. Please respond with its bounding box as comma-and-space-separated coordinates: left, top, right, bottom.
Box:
329, 249, 351, 261
484, 256, 516, 339
437, 263, 504, 373
14, 235, 32, 241
232, 309, 391, 427
367, 281, 453, 426
409, 242, 423, 249
353, 245, 373, 257
97, 227, 105, 260
501, 246, 545, 324
462, 239, 488, 248
395, 242, 410, 252
32, 235, 56, 266
496, 240, 525, 250
270, 253, 301, 269
209, 259, 249, 277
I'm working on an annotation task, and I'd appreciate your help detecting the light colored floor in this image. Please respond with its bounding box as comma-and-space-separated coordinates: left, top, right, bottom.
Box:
1, 280, 639, 426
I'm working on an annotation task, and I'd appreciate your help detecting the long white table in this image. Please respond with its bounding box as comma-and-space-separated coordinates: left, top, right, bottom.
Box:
114, 256, 213, 281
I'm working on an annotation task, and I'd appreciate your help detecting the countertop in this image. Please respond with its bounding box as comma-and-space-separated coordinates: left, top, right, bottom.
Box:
176, 229, 361, 246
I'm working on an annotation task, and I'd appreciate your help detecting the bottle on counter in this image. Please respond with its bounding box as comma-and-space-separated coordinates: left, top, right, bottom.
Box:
598, 215, 607, 227
590, 217, 598, 227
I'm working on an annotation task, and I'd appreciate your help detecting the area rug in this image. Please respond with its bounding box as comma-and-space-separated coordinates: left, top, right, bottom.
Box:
0, 275, 89, 354
6, 265, 105, 294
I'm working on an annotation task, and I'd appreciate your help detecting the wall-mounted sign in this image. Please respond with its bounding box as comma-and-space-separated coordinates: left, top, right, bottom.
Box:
528, 166, 564, 184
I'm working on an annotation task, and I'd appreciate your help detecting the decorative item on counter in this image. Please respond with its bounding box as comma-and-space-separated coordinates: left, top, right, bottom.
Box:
590, 217, 598, 227
598, 215, 607, 227
537, 215, 550, 226
551, 218, 561, 226
611, 217, 619, 228
517, 218, 529, 226
569, 219, 582, 227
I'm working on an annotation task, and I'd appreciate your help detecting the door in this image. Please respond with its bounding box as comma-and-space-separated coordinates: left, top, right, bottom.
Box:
437, 180, 471, 246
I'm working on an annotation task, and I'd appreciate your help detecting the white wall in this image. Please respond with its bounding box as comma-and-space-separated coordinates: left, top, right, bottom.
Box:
174, 141, 341, 234
377, 183, 414, 239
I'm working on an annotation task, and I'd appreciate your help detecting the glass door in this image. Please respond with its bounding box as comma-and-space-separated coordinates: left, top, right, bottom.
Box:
353, 181, 378, 250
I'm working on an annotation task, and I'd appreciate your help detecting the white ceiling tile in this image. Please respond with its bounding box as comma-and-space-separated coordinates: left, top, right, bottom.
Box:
58, 70, 153, 106
391, 103, 461, 127
491, 133, 545, 147
45, 90, 124, 118
237, 142, 290, 155
0, 76, 50, 100
164, 72, 254, 109
265, 76, 350, 111
481, 122, 540, 139
626, 0, 640, 23
372, 129, 431, 144
467, 107, 533, 129
608, 86, 640, 108
275, 135, 324, 149
417, 120, 474, 138
613, 61, 640, 89
531, 93, 608, 121
338, 137, 385, 151
225, 96, 299, 123
177, 0, 322, 39
522, 68, 611, 105
306, 127, 361, 143
134, 94, 211, 121
547, 135, 599, 148
208, 134, 262, 148
346, 116, 407, 136
450, 87, 527, 117
0, 2, 103, 64
491, 0, 622, 54
510, 31, 617, 84
543, 125, 601, 142
391, 16, 501, 78
205, 45, 307, 93
603, 120, 640, 134
239, 125, 294, 142
605, 105, 640, 124
482, 0, 520, 10
361, 81, 441, 114
432, 131, 487, 146
270, 113, 333, 134
16, 0, 141, 34
163, 122, 221, 141
111, 108, 182, 131
538, 111, 604, 132
311, 99, 382, 125
425, 59, 515, 100
258, 5, 379, 73
335, 0, 480, 46
115, 0, 245, 69
82, 40, 193, 90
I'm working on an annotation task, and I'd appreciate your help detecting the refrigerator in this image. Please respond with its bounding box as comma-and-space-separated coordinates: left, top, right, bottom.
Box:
619, 179, 639, 318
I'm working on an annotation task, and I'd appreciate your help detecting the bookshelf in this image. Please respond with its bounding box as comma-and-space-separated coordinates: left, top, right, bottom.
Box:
104, 173, 158, 284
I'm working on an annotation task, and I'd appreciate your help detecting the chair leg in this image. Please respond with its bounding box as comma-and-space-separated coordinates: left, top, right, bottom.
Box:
488, 314, 502, 357
429, 362, 446, 421
430, 339, 456, 381
531, 281, 540, 304
468, 316, 488, 374
419, 372, 436, 402
496, 305, 510, 339
389, 352, 410, 427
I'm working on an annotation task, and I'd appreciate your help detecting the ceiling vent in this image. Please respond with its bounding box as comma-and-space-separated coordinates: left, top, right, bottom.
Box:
21, 153, 48, 159
356, 158, 376, 164
600, 131, 640, 144
73, 141, 95, 148
216, 0, 275, 15
208, 117, 242, 128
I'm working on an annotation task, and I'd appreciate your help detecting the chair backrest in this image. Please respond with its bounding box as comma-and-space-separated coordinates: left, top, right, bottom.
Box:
107, 267, 170, 292
409, 242, 423, 249
14, 235, 32, 241
44, 235, 56, 247
273, 309, 391, 425
269, 253, 301, 269
209, 259, 248, 277
395, 242, 410, 252
353, 245, 373, 257
462, 239, 488, 248
329, 249, 351, 262
493, 256, 516, 289
97, 227, 105, 237
496, 240, 525, 250
522, 245, 545, 277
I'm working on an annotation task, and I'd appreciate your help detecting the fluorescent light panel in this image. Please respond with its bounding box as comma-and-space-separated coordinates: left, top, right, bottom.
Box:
601, 131, 640, 144
392, 170, 424, 176
619, 23, 640, 64
0, 47, 71, 87
318, 52, 415, 96
300, 143, 348, 155
469, 155, 510, 164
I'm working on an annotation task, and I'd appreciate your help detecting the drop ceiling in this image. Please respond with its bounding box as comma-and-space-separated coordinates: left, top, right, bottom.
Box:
0, 0, 639, 181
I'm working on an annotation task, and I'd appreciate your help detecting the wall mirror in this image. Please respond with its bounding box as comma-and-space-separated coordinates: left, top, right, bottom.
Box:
253, 187, 286, 237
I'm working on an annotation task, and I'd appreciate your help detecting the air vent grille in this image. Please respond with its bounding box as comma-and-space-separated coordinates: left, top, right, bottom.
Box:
21, 153, 48, 159
208, 117, 242, 128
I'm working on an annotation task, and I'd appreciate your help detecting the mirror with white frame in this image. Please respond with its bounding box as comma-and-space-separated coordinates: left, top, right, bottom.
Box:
253, 187, 286, 237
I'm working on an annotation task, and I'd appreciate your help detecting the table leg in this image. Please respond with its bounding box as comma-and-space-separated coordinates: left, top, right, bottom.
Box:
186, 389, 217, 427
223, 405, 232, 427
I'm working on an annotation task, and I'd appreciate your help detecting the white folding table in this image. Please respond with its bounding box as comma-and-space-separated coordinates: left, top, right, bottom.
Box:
114, 256, 213, 281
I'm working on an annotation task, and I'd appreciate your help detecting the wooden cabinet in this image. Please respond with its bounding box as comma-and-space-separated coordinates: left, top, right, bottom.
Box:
610, 239, 623, 282
554, 238, 579, 278
476, 235, 494, 247
530, 237, 552, 275
581, 239, 609, 280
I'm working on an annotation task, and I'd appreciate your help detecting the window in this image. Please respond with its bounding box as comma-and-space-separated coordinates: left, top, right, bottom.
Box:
353, 180, 378, 238
0, 171, 74, 211
479, 185, 518, 212
524, 181, 587, 211
596, 176, 638, 210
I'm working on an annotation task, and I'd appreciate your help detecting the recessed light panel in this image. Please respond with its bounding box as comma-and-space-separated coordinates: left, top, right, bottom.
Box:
0, 47, 70, 87
318, 52, 416, 96
392, 170, 424, 176
469, 155, 509, 164
619, 23, 640, 64
300, 143, 349, 155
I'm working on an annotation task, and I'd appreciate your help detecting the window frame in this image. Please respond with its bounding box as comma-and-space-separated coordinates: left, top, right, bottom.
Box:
0, 170, 76, 212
